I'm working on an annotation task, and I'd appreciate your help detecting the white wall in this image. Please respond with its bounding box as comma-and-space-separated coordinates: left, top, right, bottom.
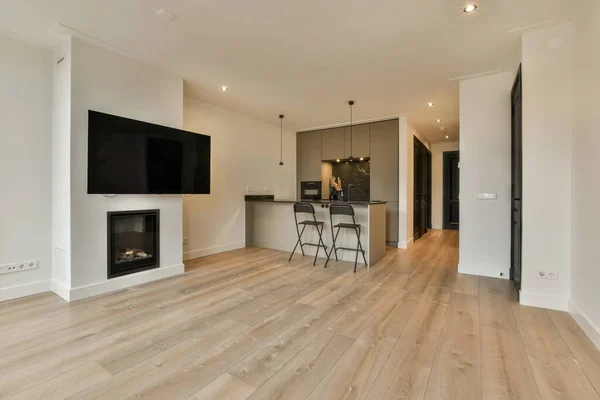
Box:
182, 97, 296, 259
459, 72, 512, 280
51, 38, 72, 292
569, 1, 600, 348
520, 23, 573, 310
68, 37, 185, 295
431, 141, 459, 230
398, 117, 409, 248
0, 33, 53, 301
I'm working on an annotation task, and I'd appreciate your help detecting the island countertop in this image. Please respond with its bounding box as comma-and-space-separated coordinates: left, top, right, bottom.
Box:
244, 195, 387, 206
245, 195, 387, 268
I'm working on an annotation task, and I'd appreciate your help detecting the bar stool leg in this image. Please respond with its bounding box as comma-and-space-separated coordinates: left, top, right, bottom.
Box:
313, 224, 327, 266
353, 227, 360, 273
325, 227, 341, 268
289, 225, 306, 262
357, 226, 368, 267
333, 227, 340, 262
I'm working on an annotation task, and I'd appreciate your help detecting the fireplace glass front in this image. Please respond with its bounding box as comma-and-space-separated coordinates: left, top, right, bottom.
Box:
107, 210, 159, 278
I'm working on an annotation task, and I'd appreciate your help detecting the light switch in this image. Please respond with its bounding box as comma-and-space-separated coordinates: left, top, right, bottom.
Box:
476, 193, 497, 200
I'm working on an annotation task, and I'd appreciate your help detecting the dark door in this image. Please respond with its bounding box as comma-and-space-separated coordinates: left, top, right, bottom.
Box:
414, 140, 422, 240
443, 151, 460, 229
413, 137, 430, 241
421, 149, 430, 235
511, 66, 523, 294
427, 151, 432, 229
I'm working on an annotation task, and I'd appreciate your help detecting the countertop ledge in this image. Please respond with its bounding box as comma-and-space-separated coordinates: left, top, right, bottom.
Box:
245, 195, 386, 206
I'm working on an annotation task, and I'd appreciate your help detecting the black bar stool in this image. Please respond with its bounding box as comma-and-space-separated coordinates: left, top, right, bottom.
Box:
325, 204, 367, 273
289, 202, 328, 266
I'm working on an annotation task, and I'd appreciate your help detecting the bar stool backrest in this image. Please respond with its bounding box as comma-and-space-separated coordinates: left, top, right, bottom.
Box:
293, 202, 316, 215
329, 204, 355, 216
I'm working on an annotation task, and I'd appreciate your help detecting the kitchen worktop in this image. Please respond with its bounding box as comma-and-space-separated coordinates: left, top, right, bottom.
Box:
244, 195, 386, 206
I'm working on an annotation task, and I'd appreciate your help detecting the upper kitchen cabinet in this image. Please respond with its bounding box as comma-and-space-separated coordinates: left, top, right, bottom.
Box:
370, 119, 399, 201
321, 127, 345, 161
296, 130, 322, 187
345, 124, 370, 159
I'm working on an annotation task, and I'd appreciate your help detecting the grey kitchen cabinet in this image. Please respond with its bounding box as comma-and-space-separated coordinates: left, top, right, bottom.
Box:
321, 127, 345, 161
296, 130, 322, 197
370, 119, 399, 202
385, 201, 400, 245
344, 124, 370, 159
370, 119, 400, 244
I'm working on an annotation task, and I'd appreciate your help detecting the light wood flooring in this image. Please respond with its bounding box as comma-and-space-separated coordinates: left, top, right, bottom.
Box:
1, 230, 600, 399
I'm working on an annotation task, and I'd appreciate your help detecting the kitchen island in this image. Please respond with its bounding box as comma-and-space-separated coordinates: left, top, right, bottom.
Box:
245, 197, 387, 268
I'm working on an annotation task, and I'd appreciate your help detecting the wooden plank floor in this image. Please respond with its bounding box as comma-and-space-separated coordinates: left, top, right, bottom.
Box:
1, 230, 599, 399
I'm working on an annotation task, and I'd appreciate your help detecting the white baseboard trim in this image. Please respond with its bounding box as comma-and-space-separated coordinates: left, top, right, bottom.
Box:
569, 298, 600, 351
68, 263, 185, 302
519, 290, 568, 311
398, 238, 413, 249
0, 280, 51, 302
184, 241, 246, 261
51, 279, 71, 301
457, 263, 508, 280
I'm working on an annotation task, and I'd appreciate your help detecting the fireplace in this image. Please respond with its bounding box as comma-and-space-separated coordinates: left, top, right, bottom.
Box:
107, 210, 159, 279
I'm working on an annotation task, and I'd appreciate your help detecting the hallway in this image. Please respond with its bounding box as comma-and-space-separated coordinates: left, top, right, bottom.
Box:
0, 231, 599, 399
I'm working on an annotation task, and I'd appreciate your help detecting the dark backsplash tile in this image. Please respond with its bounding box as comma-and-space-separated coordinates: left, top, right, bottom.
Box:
331, 161, 370, 201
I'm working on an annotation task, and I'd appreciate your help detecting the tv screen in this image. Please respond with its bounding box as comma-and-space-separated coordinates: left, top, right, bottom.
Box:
87, 111, 210, 194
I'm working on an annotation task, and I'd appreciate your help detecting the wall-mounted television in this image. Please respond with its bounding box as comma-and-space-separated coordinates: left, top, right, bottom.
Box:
87, 110, 211, 194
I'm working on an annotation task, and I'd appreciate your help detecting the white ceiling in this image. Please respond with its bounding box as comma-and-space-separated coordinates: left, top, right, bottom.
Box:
0, 0, 581, 142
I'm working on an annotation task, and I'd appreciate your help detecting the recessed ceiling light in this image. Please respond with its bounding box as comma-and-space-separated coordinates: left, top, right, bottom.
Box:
436, 119, 441, 123
464, 4, 477, 13
221, 86, 229, 91
427, 102, 434, 107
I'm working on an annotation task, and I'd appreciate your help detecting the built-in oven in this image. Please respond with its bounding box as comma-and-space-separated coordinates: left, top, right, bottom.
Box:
300, 181, 322, 201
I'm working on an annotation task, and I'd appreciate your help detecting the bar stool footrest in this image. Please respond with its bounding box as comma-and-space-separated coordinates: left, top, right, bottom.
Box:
335, 246, 365, 253
302, 243, 328, 249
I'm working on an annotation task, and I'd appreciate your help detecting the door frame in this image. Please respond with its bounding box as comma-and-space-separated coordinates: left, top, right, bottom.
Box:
443, 151, 460, 230
413, 138, 423, 241
427, 150, 432, 229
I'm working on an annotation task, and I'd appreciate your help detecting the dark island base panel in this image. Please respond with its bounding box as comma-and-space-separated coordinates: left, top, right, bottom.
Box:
244, 195, 386, 206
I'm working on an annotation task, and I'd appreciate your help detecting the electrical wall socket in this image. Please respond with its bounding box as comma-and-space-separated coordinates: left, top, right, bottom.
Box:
0, 260, 38, 275
537, 270, 558, 280
246, 186, 255, 193
265, 187, 272, 193
183, 237, 188, 246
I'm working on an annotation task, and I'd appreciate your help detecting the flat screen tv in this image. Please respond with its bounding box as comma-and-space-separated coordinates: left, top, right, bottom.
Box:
87, 110, 210, 194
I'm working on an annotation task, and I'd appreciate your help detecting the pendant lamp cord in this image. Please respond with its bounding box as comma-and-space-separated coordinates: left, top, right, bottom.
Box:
279, 115, 284, 165
349, 100, 355, 160
350, 102, 353, 156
